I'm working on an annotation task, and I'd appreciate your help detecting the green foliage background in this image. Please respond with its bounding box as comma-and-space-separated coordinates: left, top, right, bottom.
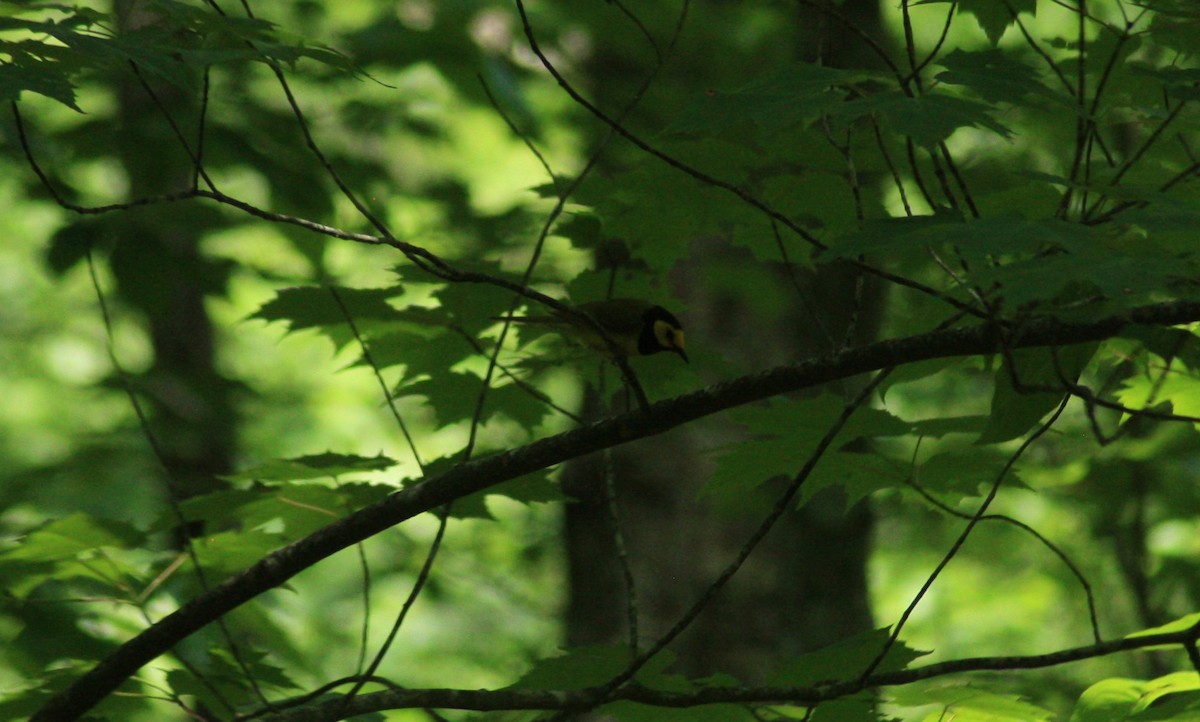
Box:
2, 0, 1200, 720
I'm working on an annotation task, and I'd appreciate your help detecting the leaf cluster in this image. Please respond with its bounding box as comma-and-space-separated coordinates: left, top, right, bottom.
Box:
4, 1, 1200, 722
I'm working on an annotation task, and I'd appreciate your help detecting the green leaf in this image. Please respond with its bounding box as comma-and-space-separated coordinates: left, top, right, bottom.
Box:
190, 529, 284, 580
432, 268, 534, 335
879, 358, 971, 401
248, 286, 402, 333
914, 448, 1027, 498
0, 57, 80, 110
576, 126, 856, 266
909, 415, 990, 438
577, 155, 752, 272
6, 513, 144, 562
394, 364, 553, 431
599, 699, 756, 722
893, 682, 1054, 721
805, 450, 911, 509
1117, 372, 1200, 428
978, 344, 1095, 444
1130, 65, 1200, 101
207, 646, 300, 691
918, 0, 1037, 46
1126, 612, 1200, 639
936, 49, 1066, 106
396, 455, 491, 519
826, 214, 1090, 267
1070, 674, 1200, 722
446, 493, 492, 520
1118, 327, 1200, 371
511, 645, 675, 690
396, 372, 483, 429
666, 62, 885, 138
224, 452, 397, 483
165, 482, 391, 537
486, 470, 566, 506
237, 484, 386, 538
806, 698, 877, 722
1146, 4, 1200, 60
770, 628, 927, 686
1134, 691, 1200, 720
46, 220, 103, 275
161, 489, 258, 533
488, 380, 555, 429
167, 646, 301, 713
972, 247, 1198, 313
0, 680, 54, 722
706, 397, 917, 510
832, 90, 1012, 148
357, 329, 473, 377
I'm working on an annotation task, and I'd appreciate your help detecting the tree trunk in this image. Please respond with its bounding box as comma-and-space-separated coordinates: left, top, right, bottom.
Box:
563, 0, 887, 683
113, 0, 234, 530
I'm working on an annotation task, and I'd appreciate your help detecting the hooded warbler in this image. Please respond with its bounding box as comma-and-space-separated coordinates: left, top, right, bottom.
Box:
501, 298, 688, 362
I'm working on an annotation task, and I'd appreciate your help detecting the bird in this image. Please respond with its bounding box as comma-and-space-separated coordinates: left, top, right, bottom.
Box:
498, 298, 688, 362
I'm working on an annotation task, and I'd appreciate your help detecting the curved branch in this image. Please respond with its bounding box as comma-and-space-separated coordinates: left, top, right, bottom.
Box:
30, 298, 1200, 722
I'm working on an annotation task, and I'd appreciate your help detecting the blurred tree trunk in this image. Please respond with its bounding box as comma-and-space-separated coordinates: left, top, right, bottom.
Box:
563, 0, 886, 682
113, 0, 233, 527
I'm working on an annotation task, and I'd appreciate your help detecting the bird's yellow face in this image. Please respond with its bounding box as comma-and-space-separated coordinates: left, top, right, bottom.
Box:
652, 319, 687, 361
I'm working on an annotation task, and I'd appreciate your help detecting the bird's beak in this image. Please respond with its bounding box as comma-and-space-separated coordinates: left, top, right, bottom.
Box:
671, 329, 688, 363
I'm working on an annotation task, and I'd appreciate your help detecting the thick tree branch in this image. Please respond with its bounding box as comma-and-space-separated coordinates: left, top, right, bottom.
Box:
30, 299, 1200, 722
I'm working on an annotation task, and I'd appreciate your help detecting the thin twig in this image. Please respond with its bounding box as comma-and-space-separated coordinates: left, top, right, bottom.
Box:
452, 328, 584, 423
860, 395, 1071, 679
771, 218, 837, 354
906, 478, 1101, 642
86, 251, 262, 714
1056, 0, 1090, 218
905, 2, 956, 83
327, 284, 431, 678
602, 446, 641, 657
126, 62, 218, 192
34, 298, 1200, 722
545, 370, 893, 721
938, 143, 978, 218
338, 505, 451, 709
328, 286, 426, 474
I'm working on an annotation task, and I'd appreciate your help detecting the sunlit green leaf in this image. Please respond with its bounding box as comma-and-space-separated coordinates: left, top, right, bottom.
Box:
893, 682, 1054, 722
224, 452, 397, 483
6, 514, 144, 562
935, 0, 1038, 45
1070, 673, 1200, 722
189, 529, 284, 581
